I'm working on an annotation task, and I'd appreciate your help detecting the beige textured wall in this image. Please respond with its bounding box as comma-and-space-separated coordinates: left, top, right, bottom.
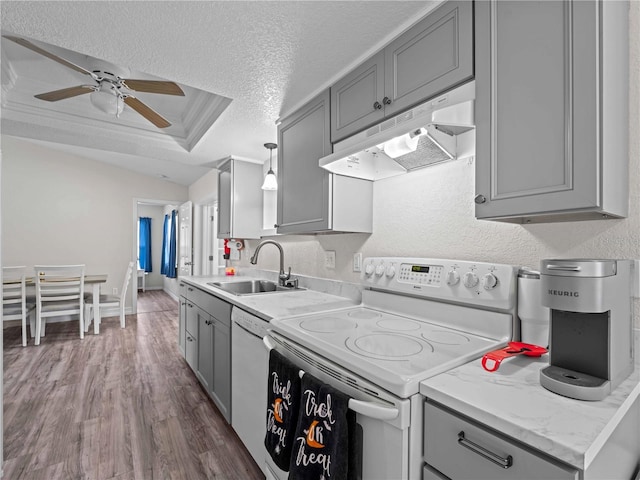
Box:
1, 136, 188, 310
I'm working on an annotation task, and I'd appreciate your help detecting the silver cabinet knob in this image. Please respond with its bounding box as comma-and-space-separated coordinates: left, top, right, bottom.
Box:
474, 194, 487, 204
383, 96, 392, 105
373, 101, 383, 110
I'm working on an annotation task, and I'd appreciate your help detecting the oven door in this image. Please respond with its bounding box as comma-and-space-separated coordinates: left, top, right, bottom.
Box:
264, 331, 413, 480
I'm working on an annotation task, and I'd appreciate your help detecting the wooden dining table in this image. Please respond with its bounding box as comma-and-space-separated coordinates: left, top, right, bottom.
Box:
4, 273, 108, 336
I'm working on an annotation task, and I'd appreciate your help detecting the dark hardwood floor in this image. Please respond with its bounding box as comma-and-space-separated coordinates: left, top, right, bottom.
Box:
3, 289, 265, 480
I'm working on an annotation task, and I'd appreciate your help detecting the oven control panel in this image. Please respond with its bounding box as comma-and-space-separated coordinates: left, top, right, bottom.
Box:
362, 257, 518, 310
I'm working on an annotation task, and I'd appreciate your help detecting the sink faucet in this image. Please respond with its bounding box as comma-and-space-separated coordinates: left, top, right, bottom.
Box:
250, 240, 291, 286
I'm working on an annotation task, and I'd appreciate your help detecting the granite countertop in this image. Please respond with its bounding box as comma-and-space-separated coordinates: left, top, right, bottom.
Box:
179, 270, 361, 321
420, 331, 640, 471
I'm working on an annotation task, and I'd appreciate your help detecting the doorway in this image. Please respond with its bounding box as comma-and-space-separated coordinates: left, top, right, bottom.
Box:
132, 198, 179, 314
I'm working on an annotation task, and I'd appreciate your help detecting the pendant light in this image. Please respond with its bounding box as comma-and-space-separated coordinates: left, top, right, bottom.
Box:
261, 142, 278, 190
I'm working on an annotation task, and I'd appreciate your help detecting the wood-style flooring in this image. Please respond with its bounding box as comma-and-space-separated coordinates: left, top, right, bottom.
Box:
3, 289, 265, 480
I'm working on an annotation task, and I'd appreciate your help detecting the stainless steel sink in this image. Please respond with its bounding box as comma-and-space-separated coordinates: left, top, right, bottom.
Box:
207, 279, 304, 296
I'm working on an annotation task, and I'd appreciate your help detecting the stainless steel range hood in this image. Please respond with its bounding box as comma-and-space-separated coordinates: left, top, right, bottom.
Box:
319, 81, 475, 181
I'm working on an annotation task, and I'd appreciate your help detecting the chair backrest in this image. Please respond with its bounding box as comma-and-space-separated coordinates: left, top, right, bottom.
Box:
34, 265, 85, 311
120, 261, 136, 302
3, 266, 28, 319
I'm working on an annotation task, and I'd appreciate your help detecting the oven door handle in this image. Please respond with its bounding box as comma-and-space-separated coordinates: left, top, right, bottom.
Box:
348, 399, 399, 420
263, 335, 275, 351
263, 336, 399, 421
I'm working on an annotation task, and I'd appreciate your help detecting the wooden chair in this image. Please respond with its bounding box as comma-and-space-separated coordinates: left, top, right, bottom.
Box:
85, 261, 135, 330
2, 266, 35, 347
34, 265, 85, 345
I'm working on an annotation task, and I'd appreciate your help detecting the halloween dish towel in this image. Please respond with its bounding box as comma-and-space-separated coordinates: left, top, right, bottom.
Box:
289, 372, 352, 480
265, 349, 302, 471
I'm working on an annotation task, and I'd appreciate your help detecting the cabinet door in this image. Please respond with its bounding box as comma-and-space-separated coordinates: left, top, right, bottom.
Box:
212, 319, 231, 422
196, 307, 214, 393
277, 90, 332, 234
185, 333, 197, 372
384, 0, 473, 117
217, 161, 232, 237
474, 1, 599, 220
330, 51, 385, 142
178, 295, 186, 356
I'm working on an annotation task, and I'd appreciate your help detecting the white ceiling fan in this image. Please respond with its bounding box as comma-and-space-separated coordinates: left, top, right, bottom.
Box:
3, 35, 184, 128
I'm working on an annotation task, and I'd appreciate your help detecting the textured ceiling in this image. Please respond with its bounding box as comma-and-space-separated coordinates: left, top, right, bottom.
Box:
1, 1, 436, 185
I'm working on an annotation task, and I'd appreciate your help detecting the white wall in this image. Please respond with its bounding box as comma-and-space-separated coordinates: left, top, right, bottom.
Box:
1, 136, 189, 312
239, 4, 640, 327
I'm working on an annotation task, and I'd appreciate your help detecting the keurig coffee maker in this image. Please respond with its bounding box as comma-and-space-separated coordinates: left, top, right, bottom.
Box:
539, 259, 634, 401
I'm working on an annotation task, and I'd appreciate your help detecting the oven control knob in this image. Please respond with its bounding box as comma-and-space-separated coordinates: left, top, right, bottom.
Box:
375, 264, 385, 276
463, 272, 479, 288
446, 270, 460, 286
364, 263, 375, 277
482, 273, 498, 290
385, 266, 396, 278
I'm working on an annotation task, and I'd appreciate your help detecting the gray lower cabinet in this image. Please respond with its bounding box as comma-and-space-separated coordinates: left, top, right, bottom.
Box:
179, 282, 232, 423
331, 0, 474, 142
474, 0, 629, 223
277, 89, 372, 234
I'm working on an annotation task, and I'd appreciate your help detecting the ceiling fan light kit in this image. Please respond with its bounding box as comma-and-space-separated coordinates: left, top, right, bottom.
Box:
90, 84, 124, 116
3, 34, 185, 129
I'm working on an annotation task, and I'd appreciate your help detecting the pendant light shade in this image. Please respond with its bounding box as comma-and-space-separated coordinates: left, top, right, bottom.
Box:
262, 142, 278, 190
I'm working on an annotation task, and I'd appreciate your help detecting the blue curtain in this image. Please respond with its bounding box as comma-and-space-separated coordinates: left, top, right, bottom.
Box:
161, 211, 178, 278
138, 217, 152, 272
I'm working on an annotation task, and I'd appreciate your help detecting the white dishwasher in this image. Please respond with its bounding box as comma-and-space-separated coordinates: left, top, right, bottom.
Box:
231, 306, 269, 474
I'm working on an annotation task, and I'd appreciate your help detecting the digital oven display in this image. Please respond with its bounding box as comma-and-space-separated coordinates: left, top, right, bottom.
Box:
411, 265, 430, 273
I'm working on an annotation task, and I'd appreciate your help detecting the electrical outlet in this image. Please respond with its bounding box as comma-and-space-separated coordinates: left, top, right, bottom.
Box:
353, 252, 362, 272
325, 250, 336, 269
112, 287, 118, 295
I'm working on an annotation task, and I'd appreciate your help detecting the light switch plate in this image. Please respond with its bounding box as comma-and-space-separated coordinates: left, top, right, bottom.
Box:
324, 250, 336, 269
353, 252, 362, 272
633, 259, 640, 298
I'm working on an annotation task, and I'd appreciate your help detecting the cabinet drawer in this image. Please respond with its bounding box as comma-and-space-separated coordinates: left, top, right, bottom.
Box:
179, 281, 188, 298
423, 401, 578, 480
188, 287, 232, 326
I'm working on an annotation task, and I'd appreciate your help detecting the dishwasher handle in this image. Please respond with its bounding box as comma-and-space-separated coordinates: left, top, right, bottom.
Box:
262, 335, 399, 421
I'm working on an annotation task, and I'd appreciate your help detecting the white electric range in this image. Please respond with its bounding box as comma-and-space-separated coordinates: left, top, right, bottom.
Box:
265, 257, 519, 480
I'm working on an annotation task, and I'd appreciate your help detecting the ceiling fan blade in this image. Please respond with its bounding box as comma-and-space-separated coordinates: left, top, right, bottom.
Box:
124, 96, 171, 128
35, 85, 94, 102
122, 79, 184, 96
3, 35, 96, 78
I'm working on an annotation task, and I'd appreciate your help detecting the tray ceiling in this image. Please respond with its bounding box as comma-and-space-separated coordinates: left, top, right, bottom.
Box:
1, 1, 436, 185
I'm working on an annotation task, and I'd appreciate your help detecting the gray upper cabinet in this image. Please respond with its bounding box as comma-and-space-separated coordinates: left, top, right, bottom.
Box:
331, 0, 474, 143
277, 90, 373, 234
474, 0, 629, 223
217, 157, 263, 239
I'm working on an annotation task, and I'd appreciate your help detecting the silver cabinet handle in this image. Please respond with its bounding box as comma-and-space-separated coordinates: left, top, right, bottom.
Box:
457, 431, 513, 469
474, 194, 487, 204
373, 101, 383, 110
383, 96, 392, 105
